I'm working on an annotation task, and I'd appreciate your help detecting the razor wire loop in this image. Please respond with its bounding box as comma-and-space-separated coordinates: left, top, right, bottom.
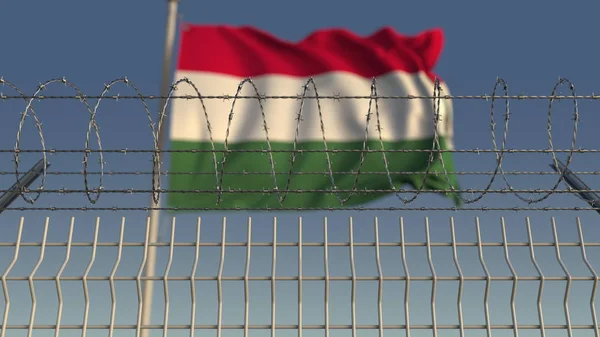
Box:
437, 78, 510, 204
164, 77, 219, 202
10, 77, 161, 205
544, 78, 580, 203
4, 79, 49, 204
316, 76, 367, 205
374, 78, 420, 204
390, 78, 443, 204
486, 78, 511, 203
282, 79, 315, 204
90, 77, 157, 204
217, 78, 271, 205
0, 76, 591, 210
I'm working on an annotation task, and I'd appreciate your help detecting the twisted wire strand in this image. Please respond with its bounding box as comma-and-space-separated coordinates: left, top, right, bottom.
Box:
0, 76, 594, 209
2, 188, 600, 195
4, 94, 600, 100
1, 206, 600, 211
2, 149, 598, 153
2, 170, 599, 176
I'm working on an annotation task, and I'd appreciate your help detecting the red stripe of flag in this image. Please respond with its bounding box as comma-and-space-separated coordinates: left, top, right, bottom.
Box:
177, 24, 445, 81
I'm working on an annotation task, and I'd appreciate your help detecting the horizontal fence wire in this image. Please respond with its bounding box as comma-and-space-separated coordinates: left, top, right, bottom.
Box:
0, 216, 599, 336
0, 76, 598, 211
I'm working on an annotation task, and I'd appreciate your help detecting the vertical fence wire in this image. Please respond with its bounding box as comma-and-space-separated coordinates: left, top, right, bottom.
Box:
271, 218, 277, 337
81, 217, 99, 337
136, 218, 151, 337
425, 219, 437, 337
217, 218, 226, 337
27, 218, 48, 337
55, 217, 75, 337
108, 217, 124, 337
527, 217, 546, 337
450, 218, 465, 337
400, 217, 411, 337
374, 218, 384, 337
1, 218, 23, 337
163, 218, 176, 337
349, 218, 357, 337
189, 217, 201, 337
244, 218, 251, 337
298, 217, 303, 337
323, 218, 330, 337
501, 218, 519, 337
476, 218, 493, 337
552, 218, 573, 337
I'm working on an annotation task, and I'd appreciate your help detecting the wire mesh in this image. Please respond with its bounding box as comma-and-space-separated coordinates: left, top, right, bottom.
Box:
0, 215, 599, 337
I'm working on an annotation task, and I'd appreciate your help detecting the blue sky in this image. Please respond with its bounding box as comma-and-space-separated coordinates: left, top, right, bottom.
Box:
1, 0, 600, 336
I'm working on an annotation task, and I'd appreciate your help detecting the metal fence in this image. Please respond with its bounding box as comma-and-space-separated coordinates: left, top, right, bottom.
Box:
1, 77, 600, 336
1, 215, 600, 337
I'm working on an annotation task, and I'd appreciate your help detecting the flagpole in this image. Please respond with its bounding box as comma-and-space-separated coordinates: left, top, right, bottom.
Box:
142, 0, 179, 336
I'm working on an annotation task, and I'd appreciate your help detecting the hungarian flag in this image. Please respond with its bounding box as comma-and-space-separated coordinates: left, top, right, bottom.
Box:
167, 24, 460, 209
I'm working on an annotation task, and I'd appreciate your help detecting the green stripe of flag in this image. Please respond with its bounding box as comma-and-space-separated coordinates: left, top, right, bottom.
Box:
167, 137, 460, 210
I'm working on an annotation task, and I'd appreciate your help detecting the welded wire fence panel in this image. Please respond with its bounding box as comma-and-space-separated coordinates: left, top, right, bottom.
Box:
0, 216, 600, 337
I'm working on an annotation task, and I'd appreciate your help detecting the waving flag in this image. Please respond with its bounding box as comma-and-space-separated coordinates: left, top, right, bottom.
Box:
167, 24, 459, 209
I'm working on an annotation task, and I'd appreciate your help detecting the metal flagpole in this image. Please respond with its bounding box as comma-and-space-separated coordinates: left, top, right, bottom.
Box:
141, 0, 180, 336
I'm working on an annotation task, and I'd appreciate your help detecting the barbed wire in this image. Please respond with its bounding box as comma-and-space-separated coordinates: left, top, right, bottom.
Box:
2, 206, 600, 211
3, 94, 600, 100
0, 76, 590, 211
2, 149, 599, 153
4, 170, 600, 176
6, 188, 600, 194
